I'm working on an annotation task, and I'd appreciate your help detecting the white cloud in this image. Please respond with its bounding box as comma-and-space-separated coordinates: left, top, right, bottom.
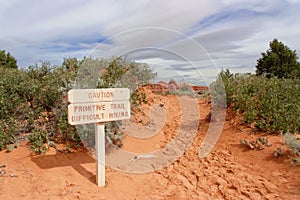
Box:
0, 0, 299, 83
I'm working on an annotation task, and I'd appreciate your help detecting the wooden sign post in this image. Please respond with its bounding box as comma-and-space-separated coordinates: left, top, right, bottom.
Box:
95, 122, 105, 186
67, 88, 130, 186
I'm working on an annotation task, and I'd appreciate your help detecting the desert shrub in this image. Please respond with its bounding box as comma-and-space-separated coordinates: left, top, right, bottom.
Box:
281, 132, 300, 164
28, 128, 50, 154
217, 69, 235, 106
56, 107, 81, 147
209, 71, 227, 108
0, 56, 156, 153
0, 60, 79, 151
215, 69, 299, 133
105, 121, 123, 147
165, 82, 196, 97
131, 92, 147, 106
166, 90, 196, 97
0, 118, 16, 151
75, 57, 156, 147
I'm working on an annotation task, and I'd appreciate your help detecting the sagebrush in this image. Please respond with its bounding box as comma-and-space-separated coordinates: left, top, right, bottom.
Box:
0, 57, 156, 153
212, 69, 299, 133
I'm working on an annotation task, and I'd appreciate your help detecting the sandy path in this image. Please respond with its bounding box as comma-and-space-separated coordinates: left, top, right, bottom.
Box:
0, 93, 299, 200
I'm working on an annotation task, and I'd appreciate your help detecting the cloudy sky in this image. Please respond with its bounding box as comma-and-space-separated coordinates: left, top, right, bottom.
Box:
1, 0, 300, 84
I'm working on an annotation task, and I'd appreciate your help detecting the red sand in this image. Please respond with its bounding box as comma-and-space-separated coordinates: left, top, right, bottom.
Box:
0, 89, 299, 200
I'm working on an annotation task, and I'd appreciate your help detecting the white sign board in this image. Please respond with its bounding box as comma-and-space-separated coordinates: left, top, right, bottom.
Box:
68, 100, 130, 125
67, 88, 131, 187
68, 88, 130, 103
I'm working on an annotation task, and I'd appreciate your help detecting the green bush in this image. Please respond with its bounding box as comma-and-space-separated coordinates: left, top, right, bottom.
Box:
131, 92, 147, 106
0, 56, 156, 153
75, 57, 156, 147
215, 69, 300, 133
28, 129, 49, 154
56, 107, 81, 147
0, 60, 78, 152
0, 118, 16, 151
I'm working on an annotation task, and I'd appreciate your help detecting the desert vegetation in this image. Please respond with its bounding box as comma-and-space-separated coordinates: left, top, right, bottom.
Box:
211, 39, 300, 163
0, 39, 300, 199
0, 38, 299, 163
0, 57, 156, 153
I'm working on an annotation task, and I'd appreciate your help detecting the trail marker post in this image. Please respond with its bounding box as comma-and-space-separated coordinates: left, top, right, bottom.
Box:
67, 88, 130, 186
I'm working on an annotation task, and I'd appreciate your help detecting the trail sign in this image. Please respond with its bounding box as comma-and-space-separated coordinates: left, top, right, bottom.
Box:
68, 88, 130, 103
67, 88, 130, 187
68, 100, 130, 125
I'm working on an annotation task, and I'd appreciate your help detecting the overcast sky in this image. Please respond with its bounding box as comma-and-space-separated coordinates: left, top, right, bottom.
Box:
1, 0, 300, 84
